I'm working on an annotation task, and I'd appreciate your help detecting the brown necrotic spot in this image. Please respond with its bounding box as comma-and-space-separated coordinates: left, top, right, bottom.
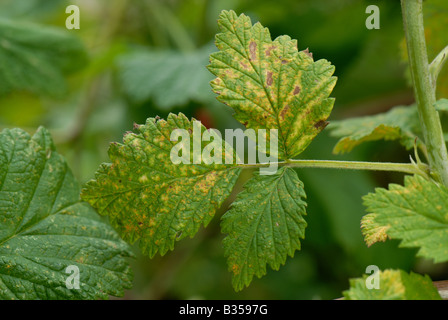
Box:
240, 62, 249, 70
314, 120, 329, 130
280, 105, 290, 120
249, 41, 257, 61
301, 48, 313, 59
293, 86, 301, 95
266, 71, 273, 86
265, 45, 277, 57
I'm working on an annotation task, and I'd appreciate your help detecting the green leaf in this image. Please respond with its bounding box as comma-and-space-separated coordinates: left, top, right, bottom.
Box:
343, 269, 441, 300
117, 45, 216, 110
221, 167, 307, 291
208, 10, 337, 160
0, 18, 87, 96
362, 175, 448, 263
329, 99, 448, 154
437, 98, 448, 112
82, 113, 241, 258
329, 105, 420, 154
0, 0, 63, 19
0, 127, 133, 300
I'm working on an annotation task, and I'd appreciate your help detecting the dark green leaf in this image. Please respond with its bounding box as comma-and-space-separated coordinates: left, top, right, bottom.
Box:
0, 18, 87, 96
0, 127, 133, 300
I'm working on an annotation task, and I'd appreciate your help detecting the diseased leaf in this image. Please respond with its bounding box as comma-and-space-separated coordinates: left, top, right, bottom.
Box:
221, 167, 307, 291
0, 18, 87, 96
330, 105, 420, 154
361, 213, 390, 247
0, 127, 133, 300
362, 175, 448, 263
208, 10, 337, 159
330, 99, 448, 154
82, 113, 241, 258
117, 45, 216, 110
343, 269, 441, 300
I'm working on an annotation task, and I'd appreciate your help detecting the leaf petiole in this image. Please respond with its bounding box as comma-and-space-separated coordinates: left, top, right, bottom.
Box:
239, 159, 430, 177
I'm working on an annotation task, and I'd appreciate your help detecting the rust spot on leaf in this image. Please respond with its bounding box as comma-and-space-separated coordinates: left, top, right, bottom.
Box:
293, 86, 301, 95
281, 59, 288, 64
266, 71, 273, 86
231, 264, 240, 275
249, 41, 257, 61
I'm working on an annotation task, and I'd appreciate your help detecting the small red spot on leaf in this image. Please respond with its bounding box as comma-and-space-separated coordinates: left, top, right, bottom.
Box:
293, 86, 301, 95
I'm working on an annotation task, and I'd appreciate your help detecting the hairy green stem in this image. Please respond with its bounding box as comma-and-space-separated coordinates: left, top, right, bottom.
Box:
239, 159, 428, 176
401, 0, 448, 186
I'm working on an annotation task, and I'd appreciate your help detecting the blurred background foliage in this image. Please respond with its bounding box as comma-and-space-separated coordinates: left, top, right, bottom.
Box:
0, 0, 447, 299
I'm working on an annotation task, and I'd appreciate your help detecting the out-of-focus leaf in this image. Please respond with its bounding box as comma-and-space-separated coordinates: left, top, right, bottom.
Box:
362, 175, 448, 263
0, 127, 133, 300
343, 269, 441, 300
329, 105, 419, 154
208, 10, 337, 160
82, 113, 241, 258
329, 99, 448, 154
0, 18, 87, 96
424, 0, 448, 98
117, 45, 216, 109
0, 0, 65, 19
